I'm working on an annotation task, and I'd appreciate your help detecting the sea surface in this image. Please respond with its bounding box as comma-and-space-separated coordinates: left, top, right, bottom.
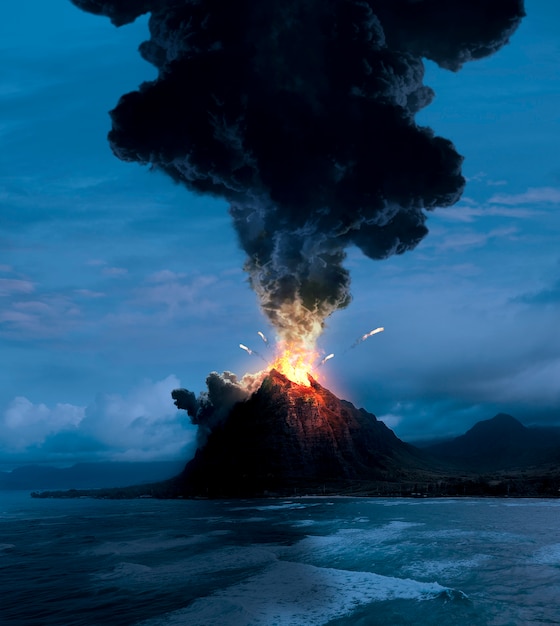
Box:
1, 492, 559, 625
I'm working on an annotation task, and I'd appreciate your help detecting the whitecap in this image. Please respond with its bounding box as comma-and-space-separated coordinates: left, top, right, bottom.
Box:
290, 519, 316, 528
229, 500, 323, 512
93, 545, 278, 587
502, 499, 560, 508
137, 561, 464, 626
533, 543, 560, 565
402, 554, 491, 578
96, 561, 152, 581
281, 520, 423, 566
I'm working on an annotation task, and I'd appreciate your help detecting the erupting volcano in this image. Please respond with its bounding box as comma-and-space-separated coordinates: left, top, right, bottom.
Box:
172, 368, 433, 497
70, 0, 525, 492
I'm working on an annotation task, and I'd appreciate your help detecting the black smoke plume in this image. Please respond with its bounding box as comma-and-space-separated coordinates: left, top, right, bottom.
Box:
72, 0, 525, 344
172, 371, 250, 445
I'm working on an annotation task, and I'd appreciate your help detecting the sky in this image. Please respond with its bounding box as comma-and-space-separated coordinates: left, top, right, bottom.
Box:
1, 0, 559, 467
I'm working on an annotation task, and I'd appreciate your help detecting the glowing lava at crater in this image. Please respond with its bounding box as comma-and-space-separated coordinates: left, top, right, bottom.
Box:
269, 342, 320, 387
239, 325, 384, 388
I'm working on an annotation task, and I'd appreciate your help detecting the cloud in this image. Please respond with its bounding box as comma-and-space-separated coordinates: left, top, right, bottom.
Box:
0, 278, 34, 297
377, 412, 403, 430
134, 272, 218, 317
436, 227, 517, 252
0, 376, 196, 463
147, 270, 186, 283
0, 296, 82, 338
85, 259, 128, 277
474, 357, 560, 409
2, 397, 84, 450
519, 278, 560, 305
74, 289, 106, 298
57, 175, 116, 190
432, 186, 560, 225
465, 172, 507, 187
437, 203, 538, 223
102, 266, 128, 277
489, 187, 560, 206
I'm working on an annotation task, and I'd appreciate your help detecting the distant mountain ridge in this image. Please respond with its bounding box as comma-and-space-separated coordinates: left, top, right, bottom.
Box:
424, 413, 560, 471
0, 461, 185, 491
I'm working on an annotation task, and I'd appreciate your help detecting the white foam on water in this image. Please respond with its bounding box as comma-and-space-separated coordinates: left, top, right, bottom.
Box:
502, 499, 560, 508
419, 528, 526, 544
281, 521, 423, 566
96, 561, 153, 581
229, 501, 322, 512
533, 543, 560, 565
290, 519, 316, 528
367, 499, 464, 508
137, 560, 458, 626
93, 545, 278, 586
402, 554, 491, 579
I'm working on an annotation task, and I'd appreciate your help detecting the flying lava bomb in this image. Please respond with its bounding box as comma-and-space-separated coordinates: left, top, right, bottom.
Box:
71, 0, 525, 385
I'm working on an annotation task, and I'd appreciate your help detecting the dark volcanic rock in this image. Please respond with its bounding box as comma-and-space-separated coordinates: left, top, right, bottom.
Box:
175, 369, 435, 496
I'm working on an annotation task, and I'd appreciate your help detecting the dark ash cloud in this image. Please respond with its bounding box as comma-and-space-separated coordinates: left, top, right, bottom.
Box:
172, 371, 250, 445
71, 0, 525, 342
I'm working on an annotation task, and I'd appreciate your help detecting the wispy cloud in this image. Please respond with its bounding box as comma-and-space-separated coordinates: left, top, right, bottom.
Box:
474, 357, 560, 408
102, 266, 128, 277
74, 289, 106, 299
465, 171, 508, 187
135, 271, 218, 317
147, 270, 186, 283
436, 227, 517, 252
377, 412, 402, 430
0, 278, 34, 297
489, 187, 560, 206
436, 186, 560, 224
438, 204, 538, 223
518, 278, 560, 305
86, 259, 129, 277
0, 296, 81, 338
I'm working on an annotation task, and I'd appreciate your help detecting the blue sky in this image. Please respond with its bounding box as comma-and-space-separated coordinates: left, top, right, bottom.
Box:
1, 0, 559, 466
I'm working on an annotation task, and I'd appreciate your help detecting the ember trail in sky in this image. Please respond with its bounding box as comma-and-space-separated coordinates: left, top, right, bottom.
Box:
72, 0, 525, 360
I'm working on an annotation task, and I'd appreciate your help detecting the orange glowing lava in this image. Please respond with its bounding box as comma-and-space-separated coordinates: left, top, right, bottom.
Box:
270, 343, 319, 386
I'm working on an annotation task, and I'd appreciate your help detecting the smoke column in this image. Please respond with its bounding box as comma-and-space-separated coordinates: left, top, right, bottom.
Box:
71, 0, 525, 352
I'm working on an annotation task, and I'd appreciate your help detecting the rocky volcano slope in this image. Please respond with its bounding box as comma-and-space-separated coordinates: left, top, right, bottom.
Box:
174, 369, 440, 497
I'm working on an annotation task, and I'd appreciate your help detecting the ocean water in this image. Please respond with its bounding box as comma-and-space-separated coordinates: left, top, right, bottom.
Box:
1, 493, 559, 625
